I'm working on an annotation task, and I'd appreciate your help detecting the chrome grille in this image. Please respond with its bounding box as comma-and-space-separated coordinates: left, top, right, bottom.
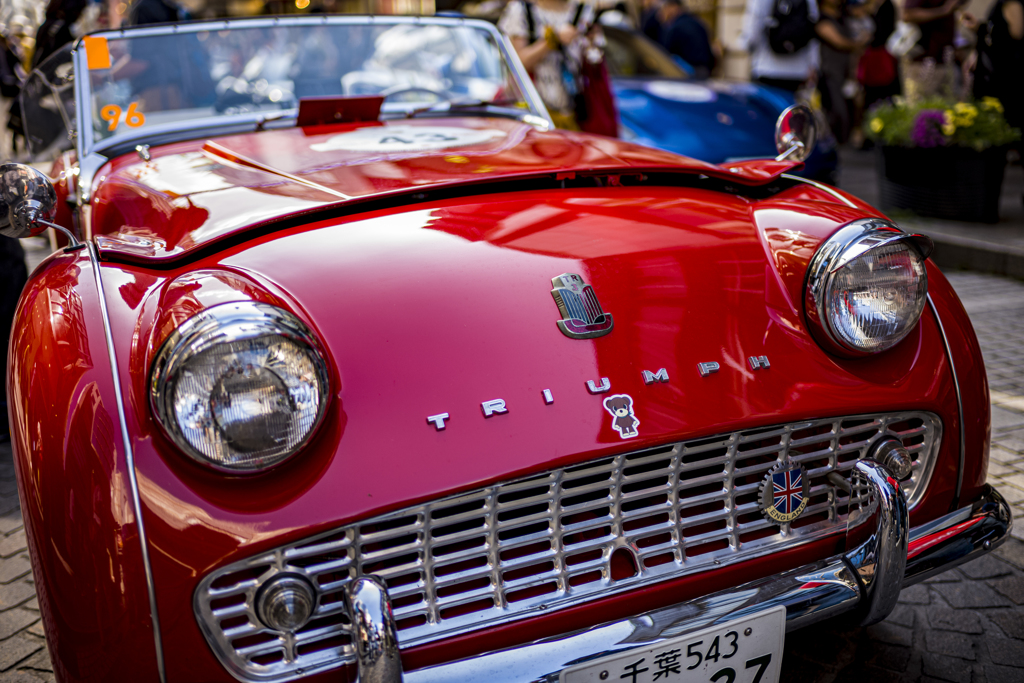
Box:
195, 411, 940, 682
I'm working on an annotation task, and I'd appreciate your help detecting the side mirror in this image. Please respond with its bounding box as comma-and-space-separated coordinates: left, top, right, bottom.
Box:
0, 163, 80, 249
774, 104, 817, 163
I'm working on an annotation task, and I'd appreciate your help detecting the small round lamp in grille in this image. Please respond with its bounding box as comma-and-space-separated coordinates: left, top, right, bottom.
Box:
257, 574, 317, 632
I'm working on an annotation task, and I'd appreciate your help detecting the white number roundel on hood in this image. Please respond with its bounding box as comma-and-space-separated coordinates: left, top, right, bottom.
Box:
310, 125, 507, 153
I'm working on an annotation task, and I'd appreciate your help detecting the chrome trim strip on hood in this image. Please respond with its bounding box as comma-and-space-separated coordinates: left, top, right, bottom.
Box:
780, 173, 857, 207
89, 244, 166, 683
927, 294, 967, 508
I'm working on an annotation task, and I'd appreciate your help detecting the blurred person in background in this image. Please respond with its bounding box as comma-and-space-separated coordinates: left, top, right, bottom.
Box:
0, 235, 27, 443
498, 0, 596, 129
32, 0, 87, 68
859, 0, 901, 109
972, 0, 1023, 204
641, 0, 664, 42
972, 0, 1022, 132
5, 0, 87, 170
902, 0, 968, 98
738, 0, 820, 93
816, 0, 869, 142
128, 0, 189, 24
657, 0, 717, 78
0, 27, 28, 429
0, 27, 25, 159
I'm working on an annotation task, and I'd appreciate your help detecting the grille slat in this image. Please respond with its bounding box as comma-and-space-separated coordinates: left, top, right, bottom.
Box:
359, 522, 425, 543
212, 604, 251, 621
301, 558, 352, 576
196, 411, 941, 683
223, 624, 260, 639
435, 567, 494, 588
500, 549, 557, 567
677, 472, 729, 489
285, 538, 352, 559
208, 581, 260, 599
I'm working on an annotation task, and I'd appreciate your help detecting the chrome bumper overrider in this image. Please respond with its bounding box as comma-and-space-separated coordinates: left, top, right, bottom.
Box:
346, 462, 1010, 683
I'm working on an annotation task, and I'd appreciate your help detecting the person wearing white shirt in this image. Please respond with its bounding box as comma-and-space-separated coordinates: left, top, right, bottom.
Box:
738, 0, 821, 92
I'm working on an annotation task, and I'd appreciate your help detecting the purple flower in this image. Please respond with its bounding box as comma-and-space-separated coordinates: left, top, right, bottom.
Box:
911, 109, 948, 148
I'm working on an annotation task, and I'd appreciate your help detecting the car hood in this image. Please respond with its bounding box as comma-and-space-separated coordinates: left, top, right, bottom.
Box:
613, 77, 788, 164
118, 180, 944, 564
89, 117, 801, 263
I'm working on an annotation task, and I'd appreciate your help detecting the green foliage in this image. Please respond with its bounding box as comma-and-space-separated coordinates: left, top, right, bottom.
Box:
865, 96, 1020, 150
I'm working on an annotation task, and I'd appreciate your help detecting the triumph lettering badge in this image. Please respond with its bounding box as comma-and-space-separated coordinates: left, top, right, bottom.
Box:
550, 273, 613, 339
759, 462, 809, 524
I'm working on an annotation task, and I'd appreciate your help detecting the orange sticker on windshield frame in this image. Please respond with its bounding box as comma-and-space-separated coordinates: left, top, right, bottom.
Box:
83, 36, 112, 70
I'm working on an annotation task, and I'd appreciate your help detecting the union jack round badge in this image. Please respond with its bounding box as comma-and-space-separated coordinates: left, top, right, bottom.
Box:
759, 462, 809, 525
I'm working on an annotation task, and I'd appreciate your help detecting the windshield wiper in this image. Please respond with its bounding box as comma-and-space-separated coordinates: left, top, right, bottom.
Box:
403, 98, 529, 119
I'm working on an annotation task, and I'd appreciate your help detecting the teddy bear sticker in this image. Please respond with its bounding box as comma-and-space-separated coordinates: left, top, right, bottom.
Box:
603, 394, 639, 439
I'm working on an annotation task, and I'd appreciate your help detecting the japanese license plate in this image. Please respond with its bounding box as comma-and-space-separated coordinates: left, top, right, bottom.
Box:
560, 606, 785, 683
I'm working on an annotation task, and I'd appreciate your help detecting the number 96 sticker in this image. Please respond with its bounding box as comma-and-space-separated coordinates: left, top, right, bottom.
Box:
100, 102, 146, 132
560, 606, 784, 683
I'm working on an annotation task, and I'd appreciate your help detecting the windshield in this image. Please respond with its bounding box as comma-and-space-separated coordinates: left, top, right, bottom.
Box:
21, 45, 76, 158
80, 18, 535, 154
603, 26, 687, 79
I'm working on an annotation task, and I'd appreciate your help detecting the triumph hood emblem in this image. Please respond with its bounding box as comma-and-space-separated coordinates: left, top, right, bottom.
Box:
550, 273, 614, 339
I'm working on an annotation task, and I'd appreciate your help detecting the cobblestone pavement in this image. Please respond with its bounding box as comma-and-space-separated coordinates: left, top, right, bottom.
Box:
0, 271, 1022, 682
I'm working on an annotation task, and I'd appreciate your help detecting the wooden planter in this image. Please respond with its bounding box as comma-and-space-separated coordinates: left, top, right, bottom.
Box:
876, 145, 1007, 223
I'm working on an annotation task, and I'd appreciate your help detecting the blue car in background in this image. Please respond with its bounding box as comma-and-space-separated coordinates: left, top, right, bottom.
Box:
602, 25, 838, 183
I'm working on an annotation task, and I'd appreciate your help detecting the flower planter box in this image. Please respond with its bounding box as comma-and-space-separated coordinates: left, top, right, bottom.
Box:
876, 145, 1007, 223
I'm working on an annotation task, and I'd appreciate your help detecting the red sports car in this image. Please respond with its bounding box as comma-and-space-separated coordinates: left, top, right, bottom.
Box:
1, 15, 1009, 683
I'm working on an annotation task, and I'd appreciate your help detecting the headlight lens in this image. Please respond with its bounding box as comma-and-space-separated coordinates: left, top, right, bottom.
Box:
806, 219, 932, 356
150, 302, 330, 472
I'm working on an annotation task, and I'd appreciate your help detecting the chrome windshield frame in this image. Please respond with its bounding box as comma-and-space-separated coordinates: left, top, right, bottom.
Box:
72, 14, 553, 162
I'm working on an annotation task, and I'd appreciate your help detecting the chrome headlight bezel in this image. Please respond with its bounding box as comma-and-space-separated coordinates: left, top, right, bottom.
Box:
150, 301, 331, 474
805, 218, 934, 357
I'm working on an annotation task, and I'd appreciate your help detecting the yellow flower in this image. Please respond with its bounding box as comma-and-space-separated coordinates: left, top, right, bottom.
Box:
870, 117, 884, 133
942, 110, 956, 135
954, 113, 976, 128
982, 96, 1004, 112
953, 102, 978, 118
948, 108, 973, 128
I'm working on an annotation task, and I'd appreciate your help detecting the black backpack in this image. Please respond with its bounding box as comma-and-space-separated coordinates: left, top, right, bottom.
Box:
767, 0, 817, 55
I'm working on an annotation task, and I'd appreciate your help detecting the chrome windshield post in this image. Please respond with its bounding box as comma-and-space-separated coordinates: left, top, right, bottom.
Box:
346, 576, 404, 683
844, 459, 910, 626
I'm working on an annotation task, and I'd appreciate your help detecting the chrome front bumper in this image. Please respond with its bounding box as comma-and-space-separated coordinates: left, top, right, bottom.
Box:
348, 461, 1011, 683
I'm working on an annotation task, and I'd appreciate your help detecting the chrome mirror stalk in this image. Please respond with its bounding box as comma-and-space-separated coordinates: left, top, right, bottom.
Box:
346, 575, 405, 683
774, 104, 817, 162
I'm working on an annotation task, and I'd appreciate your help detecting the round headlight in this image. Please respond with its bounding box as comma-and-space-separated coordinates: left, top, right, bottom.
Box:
150, 302, 330, 473
806, 219, 933, 356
